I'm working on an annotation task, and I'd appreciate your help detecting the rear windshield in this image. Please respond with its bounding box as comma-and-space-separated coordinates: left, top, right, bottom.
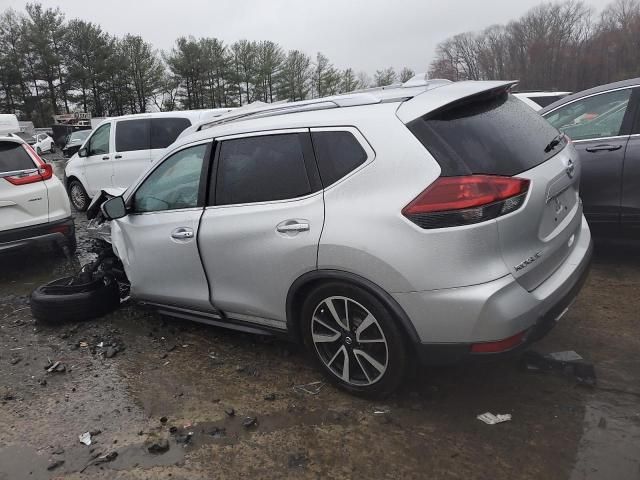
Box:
0, 142, 34, 172
408, 92, 565, 176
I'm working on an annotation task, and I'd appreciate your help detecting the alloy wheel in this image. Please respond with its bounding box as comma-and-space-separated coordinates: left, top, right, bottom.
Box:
311, 296, 389, 386
70, 184, 86, 210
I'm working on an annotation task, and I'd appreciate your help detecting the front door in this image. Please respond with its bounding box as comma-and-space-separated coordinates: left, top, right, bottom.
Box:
620, 88, 640, 234
544, 87, 635, 234
83, 122, 113, 198
198, 130, 324, 327
112, 117, 152, 189
112, 141, 214, 311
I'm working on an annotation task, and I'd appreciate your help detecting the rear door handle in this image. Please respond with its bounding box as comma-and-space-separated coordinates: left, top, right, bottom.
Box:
585, 144, 622, 152
171, 227, 194, 240
114, 154, 122, 159
276, 220, 310, 233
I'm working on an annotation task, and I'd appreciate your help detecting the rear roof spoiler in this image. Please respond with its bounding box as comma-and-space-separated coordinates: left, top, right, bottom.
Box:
396, 80, 519, 124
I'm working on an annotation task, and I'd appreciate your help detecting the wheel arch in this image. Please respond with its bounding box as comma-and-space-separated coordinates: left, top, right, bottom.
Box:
286, 269, 421, 347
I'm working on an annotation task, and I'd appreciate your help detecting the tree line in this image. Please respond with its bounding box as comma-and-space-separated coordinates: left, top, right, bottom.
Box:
429, 0, 640, 92
0, 3, 416, 127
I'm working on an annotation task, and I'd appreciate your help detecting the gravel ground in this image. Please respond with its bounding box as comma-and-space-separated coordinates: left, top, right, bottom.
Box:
0, 152, 638, 479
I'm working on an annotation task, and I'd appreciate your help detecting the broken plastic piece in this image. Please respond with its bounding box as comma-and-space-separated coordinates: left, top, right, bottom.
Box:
547, 351, 583, 362
293, 381, 324, 395
79, 432, 92, 446
477, 412, 512, 425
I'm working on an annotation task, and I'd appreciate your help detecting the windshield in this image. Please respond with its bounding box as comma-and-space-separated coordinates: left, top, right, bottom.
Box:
69, 130, 91, 142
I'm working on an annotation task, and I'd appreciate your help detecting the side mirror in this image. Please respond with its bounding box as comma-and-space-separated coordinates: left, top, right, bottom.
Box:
101, 196, 127, 220
78, 147, 88, 158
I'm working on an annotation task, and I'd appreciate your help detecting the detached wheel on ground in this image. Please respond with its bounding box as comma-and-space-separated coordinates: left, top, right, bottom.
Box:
30, 274, 121, 323
300, 281, 408, 397
68, 179, 90, 211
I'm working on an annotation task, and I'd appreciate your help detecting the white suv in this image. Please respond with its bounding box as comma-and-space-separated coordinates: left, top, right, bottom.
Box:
64, 109, 232, 211
0, 135, 74, 254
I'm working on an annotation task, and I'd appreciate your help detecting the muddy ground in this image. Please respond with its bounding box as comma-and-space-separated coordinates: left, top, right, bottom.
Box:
0, 153, 639, 479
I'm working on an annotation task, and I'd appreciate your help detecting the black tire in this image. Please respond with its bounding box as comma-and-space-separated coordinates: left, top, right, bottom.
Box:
68, 179, 90, 211
300, 281, 408, 398
30, 274, 120, 324
36, 146, 42, 156
50, 144, 56, 153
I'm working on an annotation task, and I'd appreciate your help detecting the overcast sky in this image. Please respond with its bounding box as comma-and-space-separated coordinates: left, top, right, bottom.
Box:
0, 0, 614, 74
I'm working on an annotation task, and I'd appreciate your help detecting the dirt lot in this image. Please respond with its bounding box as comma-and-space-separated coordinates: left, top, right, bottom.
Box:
0, 154, 639, 479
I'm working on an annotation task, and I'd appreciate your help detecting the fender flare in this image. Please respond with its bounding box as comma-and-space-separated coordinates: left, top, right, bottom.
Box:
286, 269, 421, 346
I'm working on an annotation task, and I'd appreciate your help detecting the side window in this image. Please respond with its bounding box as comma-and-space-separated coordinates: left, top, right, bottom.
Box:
151, 118, 192, 149
311, 131, 367, 186
132, 144, 208, 213
87, 123, 111, 156
115, 119, 150, 152
545, 89, 632, 141
215, 134, 312, 205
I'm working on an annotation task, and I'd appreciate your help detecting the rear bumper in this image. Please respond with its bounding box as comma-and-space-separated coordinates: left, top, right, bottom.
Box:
0, 217, 75, 253
393, 216, 593, 365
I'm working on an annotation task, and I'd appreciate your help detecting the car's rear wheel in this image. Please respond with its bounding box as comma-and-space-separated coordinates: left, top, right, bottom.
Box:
36, 146, 42, 156
300, 281, 408, 397
30, 274, 120, 323
68, 180, 90, 211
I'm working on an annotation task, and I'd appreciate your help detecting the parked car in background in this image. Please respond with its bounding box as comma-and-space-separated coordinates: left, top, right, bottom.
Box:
15, 132, 56, 155
64, 109, 233, 211
95, 80, 592, 396
514, 91, 571, 111
540, 78, 640, 237
63, 129, 91, 158
0, 135, 75, 254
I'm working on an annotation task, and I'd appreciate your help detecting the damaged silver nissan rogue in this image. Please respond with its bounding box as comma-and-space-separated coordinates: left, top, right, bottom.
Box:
31, 79, 593, 396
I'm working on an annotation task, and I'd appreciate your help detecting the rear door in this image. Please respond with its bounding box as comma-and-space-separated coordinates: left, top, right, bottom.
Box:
149, 117, 192, 164
620, 88, 640, 234
198, 130, 324, 326
543, 87, 635, 233
0, 140, 49, 231
112, 117, 151, 189
405, 89, 583, 291
84, 121, 114, 198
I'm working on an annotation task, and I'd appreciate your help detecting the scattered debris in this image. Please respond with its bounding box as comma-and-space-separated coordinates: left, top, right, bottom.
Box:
373, 406, 391, 415
242, 416, 257, 428
105, 346, 118, 358
38, 378, 47, 386
79, 432, 92, 446
47, 459, 64, 471
477, 413, 512, 425
160, 416, 168, 424
95, 451, 118, 464
46, 361, 66, 373
547, 351, 583, 362
89, 429, 102, 437
169, 426, 178, 434
79, 342, 88, 348
147, 437, 170, 454
520, 350, 596, 386
175, 432, 193, 445
10, 357, 21, 365
97, 342, 104, 348
208, 427, 226, 438
225, 407, 235, 417
264, 393, 276, 401
293, 381, 324, 395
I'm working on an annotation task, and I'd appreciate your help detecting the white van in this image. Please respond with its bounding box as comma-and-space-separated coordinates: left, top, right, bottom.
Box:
64, 109, 232, 210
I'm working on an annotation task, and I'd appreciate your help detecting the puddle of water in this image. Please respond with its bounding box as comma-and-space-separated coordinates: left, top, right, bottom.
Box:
570, 395, 640, 480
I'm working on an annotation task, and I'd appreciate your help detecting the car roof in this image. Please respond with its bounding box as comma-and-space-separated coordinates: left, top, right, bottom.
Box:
92, 108, 234, 130
0, 135, 26, 145
540, 77, 640, 114
513, 91, 571, 98
175, 78, 516, 147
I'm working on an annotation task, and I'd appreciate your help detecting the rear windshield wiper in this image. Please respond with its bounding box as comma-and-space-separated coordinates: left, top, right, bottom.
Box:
544, 133, 565, 153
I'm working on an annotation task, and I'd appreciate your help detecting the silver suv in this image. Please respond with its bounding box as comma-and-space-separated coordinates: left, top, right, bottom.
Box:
100, 80, 593, 396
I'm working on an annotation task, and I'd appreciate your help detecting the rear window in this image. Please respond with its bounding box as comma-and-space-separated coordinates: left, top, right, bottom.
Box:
151, 118, 191, 149
311, 131, 367, 186
116, 119, 150, 152
0, 142, 34, 172
408, 92, 564, 176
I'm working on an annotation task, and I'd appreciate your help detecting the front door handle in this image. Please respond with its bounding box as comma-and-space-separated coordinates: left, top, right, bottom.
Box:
102, 155, 110, 160
585, 144, 622, 152
114, 154, 123, 159
171, 227, 194, 240
276, 220, 310, 234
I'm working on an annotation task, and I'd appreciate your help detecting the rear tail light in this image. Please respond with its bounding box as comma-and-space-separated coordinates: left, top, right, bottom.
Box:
3, 145, 53, 185
470, 329, 528, 353
402, 175, 530, 229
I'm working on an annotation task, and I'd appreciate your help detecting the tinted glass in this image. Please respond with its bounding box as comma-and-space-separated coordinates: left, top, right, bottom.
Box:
529, 95, 566, 108
116, 119, 150, 152
70, 130, 90, 142
151, 118, 191, 149
544, 89, 632, 141
408, 92, 562, 176
311, 131, 367, 186
133, 144, 207, 213
88, 123, 110, 155
215, 134, 311, 205
0, 142, 34, 171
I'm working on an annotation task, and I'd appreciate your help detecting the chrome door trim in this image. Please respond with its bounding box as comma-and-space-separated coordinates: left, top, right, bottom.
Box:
543, 85, 639, 116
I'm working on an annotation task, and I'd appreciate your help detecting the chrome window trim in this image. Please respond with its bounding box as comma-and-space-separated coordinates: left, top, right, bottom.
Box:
542, 85, 639, 116
572, 134, 631, 144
